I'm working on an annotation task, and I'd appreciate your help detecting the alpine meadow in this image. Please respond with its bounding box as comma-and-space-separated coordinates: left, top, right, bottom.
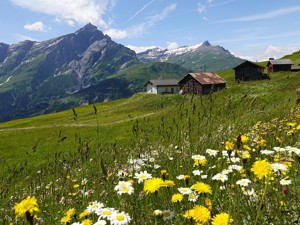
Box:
1, 56, 300, 224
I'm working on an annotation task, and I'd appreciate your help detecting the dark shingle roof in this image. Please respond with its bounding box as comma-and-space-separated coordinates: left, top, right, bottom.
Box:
233, 60, 265, 69
145, 79, 179, 86
268, 59, 293, 65
179, 72, 226, 85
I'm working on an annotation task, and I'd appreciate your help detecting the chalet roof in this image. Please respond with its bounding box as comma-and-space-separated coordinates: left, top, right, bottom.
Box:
268, 59, 293, 65
179, 72, 226, 85
144, 79, 179, 87
233, 60, 265, 70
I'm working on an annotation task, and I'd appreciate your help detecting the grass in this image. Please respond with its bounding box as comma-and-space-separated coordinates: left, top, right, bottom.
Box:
1, 70, 300, 224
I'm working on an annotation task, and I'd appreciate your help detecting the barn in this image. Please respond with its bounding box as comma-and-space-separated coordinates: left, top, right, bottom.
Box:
144, 79, 180, 94
178, 72, 226, 95
267, 59, 293, 72
233, 60, 268, 81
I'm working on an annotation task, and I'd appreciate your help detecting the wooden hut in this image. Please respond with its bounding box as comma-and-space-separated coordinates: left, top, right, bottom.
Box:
267, 59, 293, 72
178, 72, 226, 95
233, 60, 267, 81
144, 79, 179, 94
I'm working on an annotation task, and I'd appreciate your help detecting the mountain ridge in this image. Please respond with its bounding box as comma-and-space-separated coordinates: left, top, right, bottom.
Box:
136, 40, 243, 72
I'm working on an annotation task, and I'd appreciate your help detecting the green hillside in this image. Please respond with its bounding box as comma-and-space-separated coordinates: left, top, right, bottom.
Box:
1, 68, 300, 224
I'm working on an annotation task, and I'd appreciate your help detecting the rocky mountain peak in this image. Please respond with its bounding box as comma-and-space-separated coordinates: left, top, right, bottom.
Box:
201, 40, 211, 47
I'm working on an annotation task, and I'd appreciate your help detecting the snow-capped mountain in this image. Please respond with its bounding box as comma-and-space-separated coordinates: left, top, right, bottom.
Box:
136, 41, 243, 72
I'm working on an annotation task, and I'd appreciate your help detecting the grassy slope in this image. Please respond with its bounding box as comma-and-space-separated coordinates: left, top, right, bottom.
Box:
1, 70, 299, 169
1, 67, 300, 224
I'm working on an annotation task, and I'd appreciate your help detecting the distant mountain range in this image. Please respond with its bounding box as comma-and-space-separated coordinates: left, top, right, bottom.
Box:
0, 23, 243, 122
136, 41, 243, 72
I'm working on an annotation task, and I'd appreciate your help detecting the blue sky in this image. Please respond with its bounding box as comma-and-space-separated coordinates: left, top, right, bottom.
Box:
1, 0, 300, 61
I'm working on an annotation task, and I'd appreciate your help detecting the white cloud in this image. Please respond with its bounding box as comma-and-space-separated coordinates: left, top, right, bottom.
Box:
126, 45, 158, 53
10, 0, 116, 28
257, 45, 299, 61
148, 3, 177, 23
24, 21, 48, 32
127, 0, 155, 22
105, 28, 127, 39
105, 3, 177, 40
197, 3, 206, 14
218, 6, 300, 23
167, 42, 179, 50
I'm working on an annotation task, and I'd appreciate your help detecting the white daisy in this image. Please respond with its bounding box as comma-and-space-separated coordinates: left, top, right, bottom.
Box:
236, 179, 251, 187
110, 211, 131, 225
134, 171, 152, 183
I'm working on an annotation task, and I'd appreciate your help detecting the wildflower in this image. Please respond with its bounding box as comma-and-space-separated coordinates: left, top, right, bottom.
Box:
192, 155, 207, 166
110, 211, 131, 225
191, 182, 212, 194
183, 209, 194, 219
212, 173, 228, 182
240, 135, 249, 143
61, 215, 72, 224
79, 210, 90, 218
94, 220, 107, 225
251, 159, 272, 179
225, 141, 234, 151
96, 207, 116, 219
280, 179, 291, 186
178, 187, 192, 195
153, 209, 163, 217
66, 208, 76, 217
211, 212, 233, 225
260, 150, 275, 155
86, 201, 104, 214
176, 175, 185, 180
134, 171, 152, 183
73, 184, 80, 189
82, 219, 93, 225
171, 193, 183, 202
114, 181, 134, 195
271, 163, 287, 172
162, 210, 174, 221
144, 178, 164, 194
192, 170, 202, 176
205, 198, 212, 210
163, 180, 175, 188
14, 196, 39, 220
236, 179, 251, 187
193, 205, 211, 223
206, 149, 218, 157
188, 192, 199, 202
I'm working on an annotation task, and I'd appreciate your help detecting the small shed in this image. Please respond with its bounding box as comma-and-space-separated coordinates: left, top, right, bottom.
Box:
233, 60, 268, 81
144, 79, 179, 94
178, 72, 226, 95
267, 59, 293, 72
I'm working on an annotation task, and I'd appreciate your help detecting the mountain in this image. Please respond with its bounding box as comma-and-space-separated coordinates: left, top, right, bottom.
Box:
136, 41, 244, 72
0, 23, 139, 121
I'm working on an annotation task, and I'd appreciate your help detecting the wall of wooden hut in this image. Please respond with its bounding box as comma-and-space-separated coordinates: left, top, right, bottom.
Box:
234, 61, 265, 81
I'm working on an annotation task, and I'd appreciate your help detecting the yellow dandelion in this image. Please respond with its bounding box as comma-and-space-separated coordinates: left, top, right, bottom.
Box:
241, 135, 249, 143
61, 215, 71, 224
14, 196, 39, 219
79, 210, 90, 219
171, 193, 183, 202
225, 141, 234, 151
66, 208, 76, 217
212, 212, 233, 225
191, 182, 212, 194
251, 159, 272, 179
82, 218, 93, 225
163, 180, 175, 188
144, 178, 164, 194
193, 205, 211, 223
183, 209, 195, 220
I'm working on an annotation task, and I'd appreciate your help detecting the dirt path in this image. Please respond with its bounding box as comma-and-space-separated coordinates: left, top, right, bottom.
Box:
0, 112, 155, 132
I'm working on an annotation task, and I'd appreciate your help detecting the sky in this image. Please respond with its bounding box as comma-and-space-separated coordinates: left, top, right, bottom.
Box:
1, 0, 300, 61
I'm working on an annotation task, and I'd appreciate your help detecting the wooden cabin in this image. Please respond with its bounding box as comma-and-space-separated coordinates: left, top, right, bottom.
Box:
233, 60, 268, 81
178, 72, 226, 95
267, 59, 293, 72
144, 79, 179, 94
